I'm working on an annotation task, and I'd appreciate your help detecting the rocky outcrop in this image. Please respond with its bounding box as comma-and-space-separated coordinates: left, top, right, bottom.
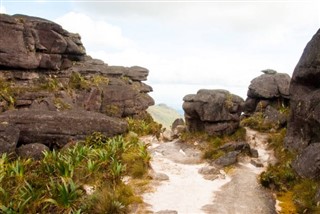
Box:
285, 29, 320, 179
0, 14, 154, 157
0, 109, 127, 148
0, 14, 85, 70
183, 89, 243, 136
243, 71, 291, 128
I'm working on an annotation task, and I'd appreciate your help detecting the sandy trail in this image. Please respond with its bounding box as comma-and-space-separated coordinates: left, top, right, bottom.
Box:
141, 128, 277, 214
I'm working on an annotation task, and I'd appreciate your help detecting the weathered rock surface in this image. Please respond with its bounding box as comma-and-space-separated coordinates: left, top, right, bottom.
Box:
214, 151, 240, 167
0, 124, 20, 156
285, 29, 320, 179
0, 14, 85, 70
0, 109, 128, 149
16, 143, 49, 160
292, 143, 320, 179
0, 14, 155, 157
183, 89, 243, 136
243, 71, 291, 128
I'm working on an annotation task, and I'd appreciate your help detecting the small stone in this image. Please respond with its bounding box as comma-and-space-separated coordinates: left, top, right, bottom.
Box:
16, 143, 49, 160
250, 159, 264, 168
250, 148, 259, 158
153, 173, 169, 181
155, 210, 178, 214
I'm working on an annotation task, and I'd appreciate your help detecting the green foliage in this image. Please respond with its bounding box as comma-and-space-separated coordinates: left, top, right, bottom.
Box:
0, 133, 150, 213
180, 127, 246, 161
91, 75, 109, 87
38, 75, 63, 92
293, 179, 320, 213
260, 128, 320, 213
105, 104, 121, 117
0, 79, 16, 110
69, 72, 90, 90
260, 129, 296, 191
241, 112, 275, 132
127, 113, 163, 138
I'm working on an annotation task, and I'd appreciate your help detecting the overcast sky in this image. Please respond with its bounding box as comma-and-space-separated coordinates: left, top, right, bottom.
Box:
1, 0, 319, 110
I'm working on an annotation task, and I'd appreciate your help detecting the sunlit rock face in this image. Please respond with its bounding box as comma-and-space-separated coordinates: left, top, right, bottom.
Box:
0, 14, 154, 157
183, 89, 243, 136
285, 29, 320, 179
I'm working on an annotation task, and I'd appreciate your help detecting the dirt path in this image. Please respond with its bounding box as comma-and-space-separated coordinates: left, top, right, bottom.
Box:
140, 128, 277, 214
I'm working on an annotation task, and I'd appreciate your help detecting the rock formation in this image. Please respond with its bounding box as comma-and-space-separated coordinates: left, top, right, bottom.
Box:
284, 29, 320, 179
243, 71, 290, 127
182, 89, 243, 136
0, 14, 154, 157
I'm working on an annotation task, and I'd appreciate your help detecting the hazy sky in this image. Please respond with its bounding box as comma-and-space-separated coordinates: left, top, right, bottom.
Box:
1, 0, 319, 110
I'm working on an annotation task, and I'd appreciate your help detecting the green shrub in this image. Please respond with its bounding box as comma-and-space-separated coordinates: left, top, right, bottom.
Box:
241, 112, 274, 132
260, 128, 320, 212
127, 113, 162, 138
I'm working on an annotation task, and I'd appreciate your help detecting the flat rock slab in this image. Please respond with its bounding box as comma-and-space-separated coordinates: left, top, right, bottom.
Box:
0, 109, 127, 148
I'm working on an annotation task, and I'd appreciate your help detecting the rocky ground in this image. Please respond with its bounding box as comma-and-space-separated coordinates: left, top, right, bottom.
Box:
138, 128, 277, 214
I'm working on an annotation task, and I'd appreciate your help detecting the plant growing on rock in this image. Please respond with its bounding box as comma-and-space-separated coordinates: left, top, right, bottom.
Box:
259, 128, 320, 213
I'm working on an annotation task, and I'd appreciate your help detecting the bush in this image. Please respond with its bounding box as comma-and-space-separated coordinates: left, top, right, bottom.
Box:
241, 112, 275, 132
127, 113, 162, 138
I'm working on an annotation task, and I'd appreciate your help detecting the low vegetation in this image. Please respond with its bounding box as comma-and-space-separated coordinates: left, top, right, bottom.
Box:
180, 127, 247, 160
127, 113, 163, 139
0, 133, 150, 213
259, 128, 320, 213
241, 112, 275, 132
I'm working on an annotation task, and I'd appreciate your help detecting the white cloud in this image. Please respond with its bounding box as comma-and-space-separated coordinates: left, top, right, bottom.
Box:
55, 12, 134, 52
55, 3, 319, 110
0, 5, 6, 14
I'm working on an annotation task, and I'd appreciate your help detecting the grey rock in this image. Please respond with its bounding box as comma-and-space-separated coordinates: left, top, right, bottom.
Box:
125, 66, 149, 81
171, 118, 184, 131
264, 105, 287, 126
162, 130, 173, 142
285, 29, 320, 152
153, 172, 169, 181
219, 141, 251, 154
183, 89, 243, 136
250, 159, 264, 168
16, 143, 49, 160
155, 210, 178, 214
247, 73, 290, 99
198, 166, 219, 175
214, 151, 240, 167
0, 109, 128, 148
0, 124, 20, 156
293, 143, 320, 179
250, 148, 259, 158
0, 14, 85, 70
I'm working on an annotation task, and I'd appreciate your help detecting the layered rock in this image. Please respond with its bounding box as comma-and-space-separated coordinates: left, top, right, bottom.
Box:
243, 71, 291, 127
0, 14, 154, 157
183, 89, 243, 136
0, 14, 85, 70
284, 29, 320, 179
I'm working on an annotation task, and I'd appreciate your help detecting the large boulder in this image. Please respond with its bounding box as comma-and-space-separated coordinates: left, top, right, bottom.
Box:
0, 14, 85, 70
284, 29, 320, 178
244, 71, 290, 115
247, 72, 290, 99
183, 89, 243, 136
0, 109, 128, 149
242, 71, 291, 129
0, 14, 155, 158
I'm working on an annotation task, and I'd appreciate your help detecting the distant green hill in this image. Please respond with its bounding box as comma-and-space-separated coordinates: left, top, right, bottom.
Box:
147, 104, 183, 129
